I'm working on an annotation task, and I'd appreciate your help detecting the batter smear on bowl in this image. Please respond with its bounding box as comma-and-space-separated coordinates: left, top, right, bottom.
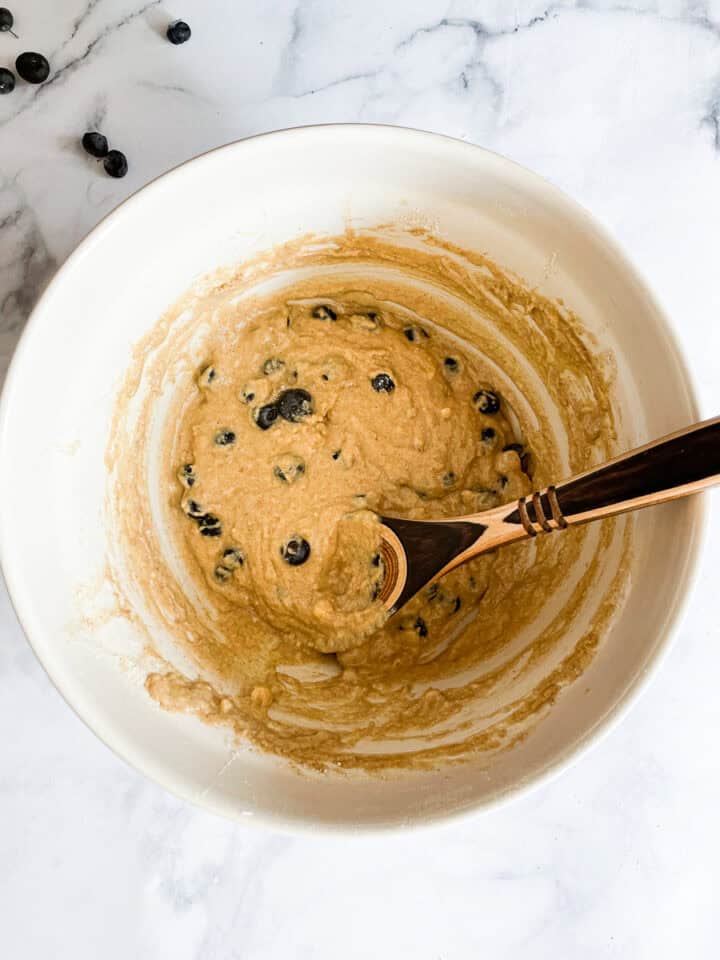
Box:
107, 228, 633, 771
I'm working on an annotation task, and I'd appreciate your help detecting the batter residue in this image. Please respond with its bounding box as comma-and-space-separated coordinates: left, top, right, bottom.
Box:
107, 228, 632, 771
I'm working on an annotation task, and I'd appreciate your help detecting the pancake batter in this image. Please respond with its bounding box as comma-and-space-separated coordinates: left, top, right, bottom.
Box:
107, 228, 632, 771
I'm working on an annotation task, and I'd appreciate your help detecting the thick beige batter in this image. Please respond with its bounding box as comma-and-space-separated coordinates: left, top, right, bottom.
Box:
107, 228, 632, 771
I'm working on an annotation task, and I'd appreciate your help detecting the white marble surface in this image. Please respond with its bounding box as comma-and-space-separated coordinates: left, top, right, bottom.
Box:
1, 0, 719, 955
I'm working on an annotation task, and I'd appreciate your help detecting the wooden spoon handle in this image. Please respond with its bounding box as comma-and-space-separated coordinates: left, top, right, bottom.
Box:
515, 415, 720, 535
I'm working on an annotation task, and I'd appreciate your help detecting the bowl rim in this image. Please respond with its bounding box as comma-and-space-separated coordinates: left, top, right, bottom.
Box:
0, 123, 707, 835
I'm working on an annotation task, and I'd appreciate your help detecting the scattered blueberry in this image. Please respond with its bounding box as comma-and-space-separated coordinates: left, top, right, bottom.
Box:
166, 19, 192, 44
414, 617, 428, 638
473, 388, 500, 414
0, 9, 18, 37
320, 373, 329, 382
240, 386, 255, 403
312, 305, 337, 321
214, 429, 236, 446
371, 553, 381, 567
481, 427, 496, 442
277, 388, 313, 422
213, 564, 232, 583
198, 513, 222, 536
502, 443, 523, 454
0, 67, 14, 95
281, 535, 311, 566
222, 547, 244, 568
184, 498, 205, 518
331, 450, 341, 461
273, 454, 305, 483
178, 464, 196, 488
371, 373, 395, 393
443, 356, 460, 374
81, 131, 108, 158
104, 149, 128, 178
255, 403, 279, 430
262, 357, 284, 375
15, 51, 49, 84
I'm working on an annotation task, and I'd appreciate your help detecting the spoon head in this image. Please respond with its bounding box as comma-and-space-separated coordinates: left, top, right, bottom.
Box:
378, 515, 486, 614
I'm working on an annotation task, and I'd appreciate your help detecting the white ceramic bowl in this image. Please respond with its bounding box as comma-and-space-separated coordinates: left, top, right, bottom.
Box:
0, 126, 704, 832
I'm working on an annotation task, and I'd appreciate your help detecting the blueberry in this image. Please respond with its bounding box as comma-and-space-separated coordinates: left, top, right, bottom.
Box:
403, 325, 428, 342
371, 373, 395, 393
371, 553, 381, 567
0, 9, 17, 36
473, 388, 500, 414
443, 356, 460, 373
277, 388, 313, 422
198, 514, 222, 536
178, 464, 196, 488
198, 365, 216, 387
213, 564, 232, 583
240, 386, 255, 403
0, 68, 14, 95
414, 617, 428, 638
222, 547, 244, 568
262, 357, 284, 375
104, 150, 128, 178
214, 429, 236, 446
255, 403, 279, 430
81, 132, 108, 158
184, 498, 205, 518
16, 52, 50, 84
312, 305, 337, 321
442, 471, 456, 487
273, 454, 305, 483
281, 536, 311, 566
166, 19, 192, 44
502, 443, 523, 454
481, 427, 496, 442
331, 450, 341, 461
200, 525, 222, 538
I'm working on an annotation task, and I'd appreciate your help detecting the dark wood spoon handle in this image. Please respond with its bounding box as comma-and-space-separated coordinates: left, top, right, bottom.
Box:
522, 415, 720, 531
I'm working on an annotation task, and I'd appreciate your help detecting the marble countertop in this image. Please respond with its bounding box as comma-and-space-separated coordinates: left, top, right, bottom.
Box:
2, 1, 719, 956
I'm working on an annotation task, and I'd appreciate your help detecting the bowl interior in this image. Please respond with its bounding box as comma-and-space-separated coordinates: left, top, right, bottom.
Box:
0, 126, 701, 830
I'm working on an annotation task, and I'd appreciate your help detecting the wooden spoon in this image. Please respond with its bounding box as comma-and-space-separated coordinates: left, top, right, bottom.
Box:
377, 416, 720, 614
